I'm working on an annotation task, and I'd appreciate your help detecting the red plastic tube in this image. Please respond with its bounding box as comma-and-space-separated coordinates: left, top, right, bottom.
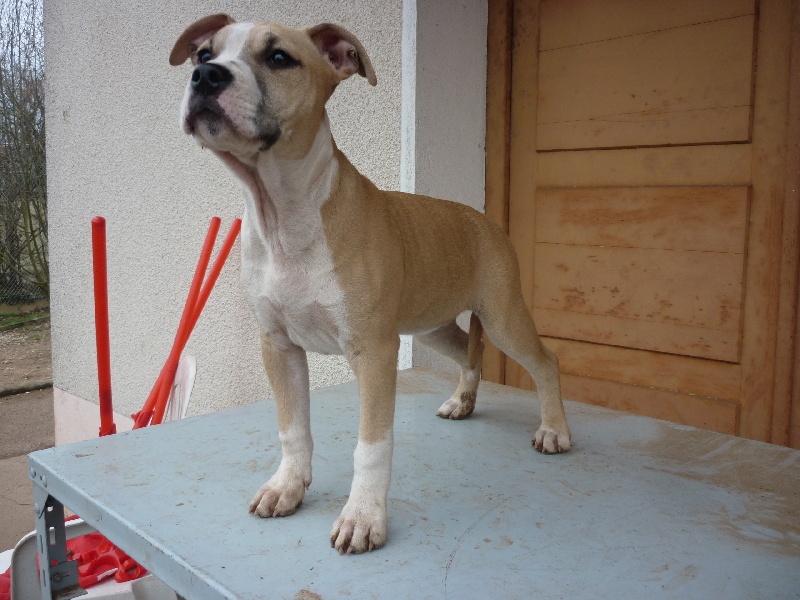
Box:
132, 217, 241, 429
133, 217, 222, 428
149, 220, 221, 426
92, 217, 117, 437
190, 218, 242, 331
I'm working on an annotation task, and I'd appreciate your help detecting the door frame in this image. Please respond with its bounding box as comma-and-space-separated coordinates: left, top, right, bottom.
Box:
483, 0, 800, 447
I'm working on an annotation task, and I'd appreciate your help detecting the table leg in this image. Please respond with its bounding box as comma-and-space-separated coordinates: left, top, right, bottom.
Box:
30, 476, 85, 600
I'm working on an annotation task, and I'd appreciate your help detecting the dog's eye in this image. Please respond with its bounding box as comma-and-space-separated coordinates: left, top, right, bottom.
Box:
266, 49, 297, 69
196, 48, 212, 64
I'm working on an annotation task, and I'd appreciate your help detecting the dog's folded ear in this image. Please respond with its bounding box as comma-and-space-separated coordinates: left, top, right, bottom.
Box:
308, 24, 377, 86
170, 13, 236, 66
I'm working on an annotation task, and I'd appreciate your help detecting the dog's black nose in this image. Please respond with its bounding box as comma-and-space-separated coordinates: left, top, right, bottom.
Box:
191, 63, 232, 96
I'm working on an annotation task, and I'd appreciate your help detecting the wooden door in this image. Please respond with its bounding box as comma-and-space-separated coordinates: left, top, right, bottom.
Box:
485, 0, 800, 446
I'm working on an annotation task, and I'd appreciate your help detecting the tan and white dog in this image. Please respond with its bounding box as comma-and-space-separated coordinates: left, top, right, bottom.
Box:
170, 14, 571, 555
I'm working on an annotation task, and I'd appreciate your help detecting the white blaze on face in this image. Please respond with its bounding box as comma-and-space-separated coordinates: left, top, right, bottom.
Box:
180, 22, 263, 143
212, 23, 263, 140
214, 22, 253, 63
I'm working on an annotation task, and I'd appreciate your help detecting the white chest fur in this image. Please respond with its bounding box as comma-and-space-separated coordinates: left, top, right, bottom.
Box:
235, 118, 350, 356
241, 214, 348, 355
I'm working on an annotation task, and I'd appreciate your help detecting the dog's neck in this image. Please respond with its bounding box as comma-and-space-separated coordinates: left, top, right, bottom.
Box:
214, 115, 338, 257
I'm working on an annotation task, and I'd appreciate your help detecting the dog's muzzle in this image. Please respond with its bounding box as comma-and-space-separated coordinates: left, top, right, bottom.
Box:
191, 63, 232, 97
184, 63, 233, 135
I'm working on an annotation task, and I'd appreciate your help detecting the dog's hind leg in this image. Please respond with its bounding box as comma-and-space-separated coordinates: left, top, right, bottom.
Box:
477, 276, 571, 454
416, 314, 484, 419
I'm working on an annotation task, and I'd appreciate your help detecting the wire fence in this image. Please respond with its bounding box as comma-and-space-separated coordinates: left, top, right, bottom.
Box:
0, 0, 47, 309
0, 167, 48, 308
0, 263, 46, 305
0, 171, 48, 306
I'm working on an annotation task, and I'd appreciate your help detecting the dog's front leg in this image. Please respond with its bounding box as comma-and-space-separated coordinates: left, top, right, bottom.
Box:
249, 331, 313, 518
331, 336, 400, 554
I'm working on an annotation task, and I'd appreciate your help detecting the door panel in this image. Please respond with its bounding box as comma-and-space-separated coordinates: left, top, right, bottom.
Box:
537, 145, 753, 187
539, 0, 755, 51
538, 14, 755, 150
535, 187, 749, 253
541, 337, 742, 402
485, 0, 799, 444
532, 186, 749, 362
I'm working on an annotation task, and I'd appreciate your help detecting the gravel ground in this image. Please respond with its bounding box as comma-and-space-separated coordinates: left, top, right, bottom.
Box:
0, 319, 55, 551
0, 320, 52, 391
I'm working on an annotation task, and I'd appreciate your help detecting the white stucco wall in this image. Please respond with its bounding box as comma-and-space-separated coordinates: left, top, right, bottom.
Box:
403, 0, 489, 371
45, 0, 487, 441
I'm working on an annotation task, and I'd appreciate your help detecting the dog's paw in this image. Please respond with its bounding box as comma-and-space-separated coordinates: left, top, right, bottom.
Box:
436, 391, 477, 420
329, 501, 388, 554
533, 425, 571, 454
249, 476, 308, 518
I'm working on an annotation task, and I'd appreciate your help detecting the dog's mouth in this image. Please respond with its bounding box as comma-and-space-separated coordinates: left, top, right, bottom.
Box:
184, 93, 281, 152
184, 97, 230, 137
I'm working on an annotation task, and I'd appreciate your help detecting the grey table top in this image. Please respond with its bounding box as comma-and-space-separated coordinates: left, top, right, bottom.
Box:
29, 368, 800, 599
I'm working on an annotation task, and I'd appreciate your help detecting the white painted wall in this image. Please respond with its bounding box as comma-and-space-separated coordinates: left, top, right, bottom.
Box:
45, 0, 488, 443
402, 0, 489, 371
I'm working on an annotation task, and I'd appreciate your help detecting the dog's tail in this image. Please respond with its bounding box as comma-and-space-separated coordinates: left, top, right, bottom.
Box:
467, 312, 485, 372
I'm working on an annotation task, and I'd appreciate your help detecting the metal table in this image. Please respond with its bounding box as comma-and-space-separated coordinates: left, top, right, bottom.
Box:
27, 368, 800, 599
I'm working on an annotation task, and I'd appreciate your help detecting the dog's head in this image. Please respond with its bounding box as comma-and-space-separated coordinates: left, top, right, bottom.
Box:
170, 15, 376, 157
